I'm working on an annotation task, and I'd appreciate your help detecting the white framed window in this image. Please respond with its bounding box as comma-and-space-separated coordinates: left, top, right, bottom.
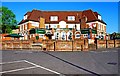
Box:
30, 35, 31, 38
55, 32, 59, 40
61, 32, 66, 40
98, 24, 100, 30
103, 26, 105, 30
33, 34, 35, 37
46, 25, 49, 29
50, 24, 57, 28
3, 37, 5, 39
98, 15, 102, 20
24, 15, 27, 20
25, 35, 27, 40
101, 25, 103, 30
50, 16, 58, 21
76, 34, 80, 38
39, 34, 44, 38
20, 25, 22, 31
68, 32, 72, 40
25, 24, 27, 30
23, 25, 24, 30
68, 16, 75, 21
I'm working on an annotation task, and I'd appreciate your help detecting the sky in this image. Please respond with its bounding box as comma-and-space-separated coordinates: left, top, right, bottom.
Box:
2, 2, 119, 34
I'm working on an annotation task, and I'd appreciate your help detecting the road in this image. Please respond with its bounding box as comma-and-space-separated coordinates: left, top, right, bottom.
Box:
0, 48, 119, 76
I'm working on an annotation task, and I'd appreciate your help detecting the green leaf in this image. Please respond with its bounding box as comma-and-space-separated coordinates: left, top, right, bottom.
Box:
0, 6, 17, 33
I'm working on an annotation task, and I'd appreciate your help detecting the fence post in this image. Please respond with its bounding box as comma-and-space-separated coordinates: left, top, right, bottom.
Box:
106, 40, 107, 48
54, 41, 55, 51
72, 40, 73, 51
20, 41, 22, 50
114, 39, 115, 47
12, 43, 13, 50
81, 45, 83, 51
95, 38, 97, 49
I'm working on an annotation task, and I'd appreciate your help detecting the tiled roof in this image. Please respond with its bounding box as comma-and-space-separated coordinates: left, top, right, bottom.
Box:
43, 11, 82, 24
18, 10, 43, 24
18, 9, 106, 25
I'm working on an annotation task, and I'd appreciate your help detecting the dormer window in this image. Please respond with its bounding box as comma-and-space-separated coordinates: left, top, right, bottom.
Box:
68, 16, 75, 21
50, 16, 58, 21
98, 15, 102, 20
24, 15, 28, 20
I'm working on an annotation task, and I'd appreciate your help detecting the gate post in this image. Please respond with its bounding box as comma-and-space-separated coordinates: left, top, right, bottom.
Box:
72, 40, 73, 51
54, 41, 55, 51
106, 40, 107, 48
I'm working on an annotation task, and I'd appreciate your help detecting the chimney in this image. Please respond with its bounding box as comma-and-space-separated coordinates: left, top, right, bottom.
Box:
39, 17, 45, 29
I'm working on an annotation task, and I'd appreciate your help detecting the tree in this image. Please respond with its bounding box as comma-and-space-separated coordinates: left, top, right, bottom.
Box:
0, 6, 17, 33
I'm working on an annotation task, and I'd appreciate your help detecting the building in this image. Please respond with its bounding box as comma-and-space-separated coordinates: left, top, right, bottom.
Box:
18, 9, 107, 42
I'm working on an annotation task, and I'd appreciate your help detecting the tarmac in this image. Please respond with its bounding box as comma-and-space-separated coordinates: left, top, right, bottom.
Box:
0, 48, 119, 76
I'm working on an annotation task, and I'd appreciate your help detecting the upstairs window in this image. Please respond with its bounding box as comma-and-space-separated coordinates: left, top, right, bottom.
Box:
68, 16, 75, 21
50, 16, 58, 21
24, 15, 27, 20
98, 15, 102, 20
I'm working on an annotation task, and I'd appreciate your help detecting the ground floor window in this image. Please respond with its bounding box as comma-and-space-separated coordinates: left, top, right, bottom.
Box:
55, 32, 59, 40
68, 32, 72, 40
62, 33, 65, 40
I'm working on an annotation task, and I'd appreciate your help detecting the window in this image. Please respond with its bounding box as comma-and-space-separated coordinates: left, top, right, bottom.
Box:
23, 25, 24, 30
24, 15, 27, 20
20, 25, 23, 31
50, 16, 58, 21
39, 34, 43, 38
55, 32, 59, 40
50, 24, 57, 28
25, 31, 28, 35
62, 34, 65, 40
101, 25, 102, 30
98, 24, 100, 30
33, 34, 35, 37
98, 15, 102, 20
76, 34, 80, 38
68, 16, 75, 21
25, 24, 27, 30
46, 25, 49, 29
68, 32, 72, 40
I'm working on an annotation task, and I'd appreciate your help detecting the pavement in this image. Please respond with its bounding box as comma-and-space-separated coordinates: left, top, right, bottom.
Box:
0, 48, 119, 76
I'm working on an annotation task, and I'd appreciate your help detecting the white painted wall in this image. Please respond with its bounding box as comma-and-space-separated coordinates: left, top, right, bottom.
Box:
29, 21, 39, 27
59, 21, 66, 28
68, 24, 75, 28
76, 24, 80, 30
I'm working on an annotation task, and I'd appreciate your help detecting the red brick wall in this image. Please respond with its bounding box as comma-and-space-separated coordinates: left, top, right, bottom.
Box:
42, 39, 88, 51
